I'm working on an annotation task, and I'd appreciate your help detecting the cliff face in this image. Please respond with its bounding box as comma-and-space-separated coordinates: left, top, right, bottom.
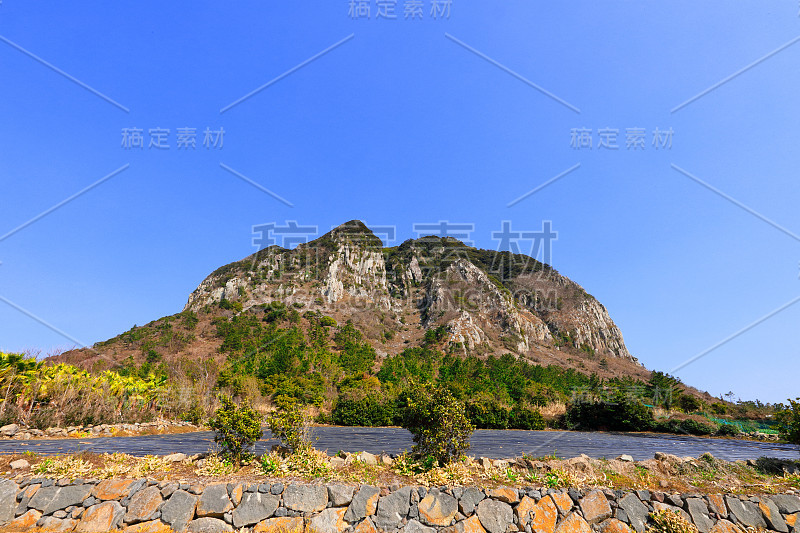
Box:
182, 220, 638, 365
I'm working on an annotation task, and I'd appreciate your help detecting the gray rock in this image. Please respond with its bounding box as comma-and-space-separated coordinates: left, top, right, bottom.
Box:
37, 515, 74, 531
375, 486, 412, 530
685, 499, 713, 533
770, 495, 800, 514
161, 482, 179, 499
0, 424, 19, 437
403, 518, 436, 533
0, 479, 18, 523
309, 507, 349, 533
328, 484, 356, 507
164, 453, 187, 463
358, 452, 378, 465
9, 459, 29, 470
667, 494, 684, 507
82, 497, 97, 508
459, 487, 485, 516
83, 501, 125, 531
258, 484, 270, 494
283, 484, 328, 514
418, 491, 458, 527
759, 498, 788, 533
615, 509, 629, 523
452, 488, 464, 501
197, 484, 233, 517
617, 455, 634, 463
161, 490, 199, 532
635, 491, 650, 502
345, 485, 381, 522
275, 507, 288, 517
725, 496, 766, 529
187, 517, 234, 533
124, 486, 163, 524
231, 492, 279, 528
271, 483, 284, 495
475, 498, 513, 533
618, 494, 649, 533
28, 485, 92, 515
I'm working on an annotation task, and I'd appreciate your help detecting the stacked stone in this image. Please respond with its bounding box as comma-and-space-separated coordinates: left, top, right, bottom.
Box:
0, 477, 798, 533
0, 421, 198, 440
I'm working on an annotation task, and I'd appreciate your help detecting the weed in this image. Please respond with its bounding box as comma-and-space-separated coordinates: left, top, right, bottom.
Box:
260, 452, 282, 476
505, 468, 520, 483
196, 454, 236, 476
33, 455, 93, 480
648, 509, 698, 533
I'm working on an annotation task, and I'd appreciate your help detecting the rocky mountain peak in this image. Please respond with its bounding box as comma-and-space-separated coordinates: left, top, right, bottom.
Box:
178, 220, 638, 367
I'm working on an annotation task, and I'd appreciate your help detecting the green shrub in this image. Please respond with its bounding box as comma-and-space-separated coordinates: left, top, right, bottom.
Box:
263, 302, 288, 323
676, 395, 703, 413
710, 402, 728, 415
676, 418, 715, 436
509, 407, 546, 430
266, 397, 312, 453
219, 299, 243, 312
776, 398, 800, 444
466, 399, 510, 429
715, 423, 741, 437
565, 393, 654, 432
209, 395, 263, 467
319, 316, 337, 327
402, 383, 474, 465
332, 396, 396, 427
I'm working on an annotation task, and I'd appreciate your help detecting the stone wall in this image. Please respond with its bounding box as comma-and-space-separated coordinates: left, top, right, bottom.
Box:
0, 476, 798, 533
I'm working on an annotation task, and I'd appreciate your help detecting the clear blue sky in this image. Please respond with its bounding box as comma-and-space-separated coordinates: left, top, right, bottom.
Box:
1, 1, 799, 404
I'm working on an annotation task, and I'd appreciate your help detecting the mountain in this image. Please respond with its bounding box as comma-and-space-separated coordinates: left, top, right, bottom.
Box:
54, 220, 647, 383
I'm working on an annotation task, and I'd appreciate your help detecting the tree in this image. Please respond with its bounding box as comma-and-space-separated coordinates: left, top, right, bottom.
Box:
775, 398, 800, 444
209, 395, 263, 467
647, 371, 682, 409
266, 396, 313, 453
402, 383, 474, 465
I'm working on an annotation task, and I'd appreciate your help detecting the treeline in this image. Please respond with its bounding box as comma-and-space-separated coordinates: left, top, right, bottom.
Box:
210, 305, 668, 430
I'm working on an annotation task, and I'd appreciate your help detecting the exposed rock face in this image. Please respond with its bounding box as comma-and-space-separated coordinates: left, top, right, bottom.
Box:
181, 220, 637, 365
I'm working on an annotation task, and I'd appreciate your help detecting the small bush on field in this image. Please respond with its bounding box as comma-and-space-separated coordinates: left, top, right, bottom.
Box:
209, 395, 263, 467
402, 383, 474, 465
266, 397, 313, 453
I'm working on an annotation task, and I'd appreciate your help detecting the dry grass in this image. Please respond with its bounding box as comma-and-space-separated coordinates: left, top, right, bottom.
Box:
2, 448, 798, 495
539, 402, 566, 419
